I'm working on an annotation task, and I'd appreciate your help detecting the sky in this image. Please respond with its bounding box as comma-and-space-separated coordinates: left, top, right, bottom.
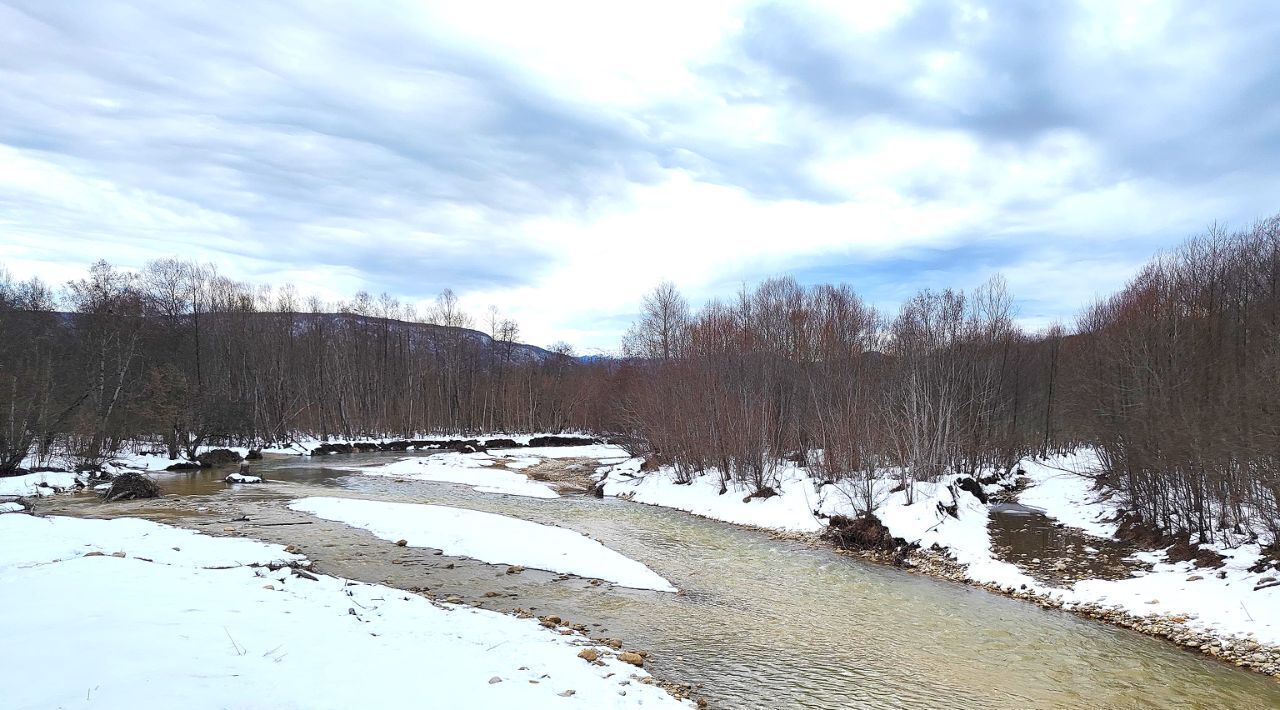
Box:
2, 1, 1278, 352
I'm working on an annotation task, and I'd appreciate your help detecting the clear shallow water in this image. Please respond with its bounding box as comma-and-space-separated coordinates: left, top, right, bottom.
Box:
46, 454, 1280, 709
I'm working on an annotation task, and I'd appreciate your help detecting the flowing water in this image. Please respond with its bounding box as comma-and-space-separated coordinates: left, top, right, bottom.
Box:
38, 454, 1280, 709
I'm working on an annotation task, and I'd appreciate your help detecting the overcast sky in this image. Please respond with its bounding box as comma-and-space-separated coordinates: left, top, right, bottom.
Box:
2, 1, 1278, 351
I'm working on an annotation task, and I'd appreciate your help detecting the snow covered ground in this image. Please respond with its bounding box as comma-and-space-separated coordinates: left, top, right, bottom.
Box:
290, 497, 676, 592
0, 513, 687, 709
333, 453, 561, 498
597, 452, 1280, 650
601, 458, 826, 533
0, 470, 82, 497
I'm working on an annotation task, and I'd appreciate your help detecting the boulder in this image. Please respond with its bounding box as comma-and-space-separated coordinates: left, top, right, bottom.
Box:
165, 461, 202, 471
196, 448, 243, 467
527, 435, 598, 447
617, 652, 644, 667
954, 476, 989, 504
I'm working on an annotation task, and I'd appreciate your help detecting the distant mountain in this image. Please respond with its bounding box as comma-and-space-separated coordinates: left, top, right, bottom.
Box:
35, 310, 564, 364
279, 312, 565, 364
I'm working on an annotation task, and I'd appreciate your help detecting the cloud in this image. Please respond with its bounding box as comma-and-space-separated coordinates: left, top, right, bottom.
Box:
1, 0, 1278, 351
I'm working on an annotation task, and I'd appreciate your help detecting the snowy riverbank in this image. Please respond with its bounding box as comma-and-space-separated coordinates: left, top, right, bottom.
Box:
0, 513, 689, 709
290, 496, 677, 592
597, 450, 1280, 676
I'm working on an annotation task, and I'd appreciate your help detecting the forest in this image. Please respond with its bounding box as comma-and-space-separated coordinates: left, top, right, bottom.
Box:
2, 216, 1277, 546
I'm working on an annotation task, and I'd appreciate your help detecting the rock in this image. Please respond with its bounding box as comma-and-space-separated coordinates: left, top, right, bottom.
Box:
1186, 575, 1203, 582
110, 551, 126, 558
557, 690, 576, 697
954, 476, 989, 504
197, 448, 244, 467
527, 435, 598, 447
507, 565, 524, 574
577, 649, 599, 662
488, 677, 502, 684
285, 544, 302, 554
541, 615, 562, 625
84, 551, 105, 557
483, 591, 500, 597
396, 539, 408, 547
164, 461, 202, 471
246, 448, 263, 460
606, 639, 623, 649
618, 652, 644, 667
445, 595, 463, 604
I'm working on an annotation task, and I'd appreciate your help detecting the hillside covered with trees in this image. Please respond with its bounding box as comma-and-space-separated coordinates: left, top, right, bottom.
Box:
3, 217, 1278, 545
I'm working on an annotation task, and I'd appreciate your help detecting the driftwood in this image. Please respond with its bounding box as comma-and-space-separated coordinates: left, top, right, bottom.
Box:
100, 472, 161, 501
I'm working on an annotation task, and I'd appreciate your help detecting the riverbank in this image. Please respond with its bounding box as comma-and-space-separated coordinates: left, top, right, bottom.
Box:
597, 452, 1280, 678
0, 511, 692, 709
10, 449, 1280, 707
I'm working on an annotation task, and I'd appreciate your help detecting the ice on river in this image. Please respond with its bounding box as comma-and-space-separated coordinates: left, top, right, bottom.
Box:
290, 496, 677, 592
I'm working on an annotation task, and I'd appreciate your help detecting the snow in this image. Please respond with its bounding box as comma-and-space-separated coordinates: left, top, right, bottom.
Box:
0, 470, 81, 497
0, 513, 687, 709
1064, 543, 1279, 643
225, 473, 263, 483
335, 454, 560, 499
0, 514, 302, 570
511, 444, 627, 460
289, 497, 676, 592
601, 458, 825, 533
1017, 451, 1118, 537
0, 502, 24, 513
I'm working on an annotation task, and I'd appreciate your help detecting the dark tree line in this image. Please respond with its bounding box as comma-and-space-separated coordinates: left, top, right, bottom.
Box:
2, 216, 1277, 544
613, 218, 1280, 544
0, 259, 592, 470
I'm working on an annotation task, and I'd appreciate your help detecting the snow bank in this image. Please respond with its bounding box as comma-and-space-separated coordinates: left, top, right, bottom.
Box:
335, 454, 559, 499
0, 470, 81, 497
290, 497, 676, 592
0, 502, 24, 514
601, 459, 825, 533
0, 514, 302, 570
0, 514, 687, 709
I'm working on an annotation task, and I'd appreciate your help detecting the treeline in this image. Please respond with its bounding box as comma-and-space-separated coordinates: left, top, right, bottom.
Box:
613, 275, 1066, 516
615, 218, 1280, 545
2, 216, 1278, 544
0, 259, 595, 471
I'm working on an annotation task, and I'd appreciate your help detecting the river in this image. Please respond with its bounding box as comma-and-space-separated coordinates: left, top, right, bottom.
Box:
40, 453, 1280, 709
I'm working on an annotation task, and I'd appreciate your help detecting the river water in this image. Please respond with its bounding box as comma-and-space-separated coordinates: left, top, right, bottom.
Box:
42, 454, 1280, 709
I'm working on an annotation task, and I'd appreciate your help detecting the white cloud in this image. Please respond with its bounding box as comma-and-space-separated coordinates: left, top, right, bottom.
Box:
2, 0, 1278, 352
